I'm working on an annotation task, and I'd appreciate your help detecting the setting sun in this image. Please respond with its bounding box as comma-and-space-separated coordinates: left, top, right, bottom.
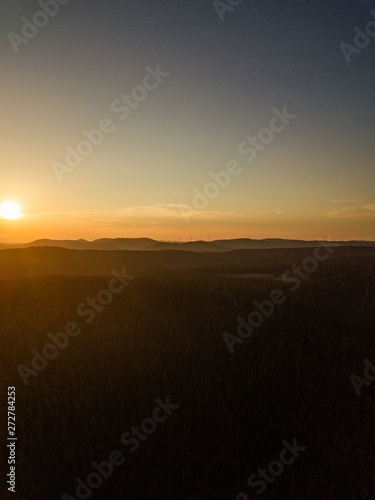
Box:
0, 201, 21, 220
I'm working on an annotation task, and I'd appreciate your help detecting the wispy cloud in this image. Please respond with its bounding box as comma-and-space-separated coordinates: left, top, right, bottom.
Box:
327, 205, 375, 219
113, 205, 248, 221
319, 198, 365, 204
25, 205, 250, 224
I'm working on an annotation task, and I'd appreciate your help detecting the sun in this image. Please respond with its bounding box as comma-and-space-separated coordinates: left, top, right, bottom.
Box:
1, 201, 21, 220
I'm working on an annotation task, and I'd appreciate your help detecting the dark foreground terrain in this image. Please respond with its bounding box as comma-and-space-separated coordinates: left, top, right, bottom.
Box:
0, 247, 375, 499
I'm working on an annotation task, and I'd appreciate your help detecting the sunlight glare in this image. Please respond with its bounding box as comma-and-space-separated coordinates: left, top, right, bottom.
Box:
1, 201, 21, 220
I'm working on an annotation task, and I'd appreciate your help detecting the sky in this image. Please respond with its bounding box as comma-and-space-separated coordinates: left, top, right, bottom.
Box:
1, 0, 375, 242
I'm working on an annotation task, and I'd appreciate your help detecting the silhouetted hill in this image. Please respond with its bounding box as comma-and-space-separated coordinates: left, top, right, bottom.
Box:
1, 246, 375, 280
147, 240, 227, 252
25, 237, 158, 251
1, 237, 375, 252
215, 238, 331, 250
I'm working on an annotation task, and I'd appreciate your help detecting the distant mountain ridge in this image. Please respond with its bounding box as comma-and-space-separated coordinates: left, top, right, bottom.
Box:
0, 237, 374, 252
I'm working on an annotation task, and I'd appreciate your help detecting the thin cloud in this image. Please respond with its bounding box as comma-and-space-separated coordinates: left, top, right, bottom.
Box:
319, 198, 365, 204
327, 205, 375, 219
24, 205, 250, 224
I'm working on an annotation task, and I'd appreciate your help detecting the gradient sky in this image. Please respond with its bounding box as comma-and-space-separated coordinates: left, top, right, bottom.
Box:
1, 0, 375, 242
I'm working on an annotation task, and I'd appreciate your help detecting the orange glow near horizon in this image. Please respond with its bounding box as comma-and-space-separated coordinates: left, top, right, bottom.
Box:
0, 207, 374, 244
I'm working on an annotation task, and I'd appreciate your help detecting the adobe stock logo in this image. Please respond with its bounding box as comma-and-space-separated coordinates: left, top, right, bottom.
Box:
17, 267, 134, 386
340, 11, 375, 63
223, 238, 334, 354
61, 397, 179, 499
52, 65, 170, 182
7, 0, 71, 55
350, 359, 375, 395
236, 438, 306, 499
179, 106, 296, 223
213, 0, 245, 22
